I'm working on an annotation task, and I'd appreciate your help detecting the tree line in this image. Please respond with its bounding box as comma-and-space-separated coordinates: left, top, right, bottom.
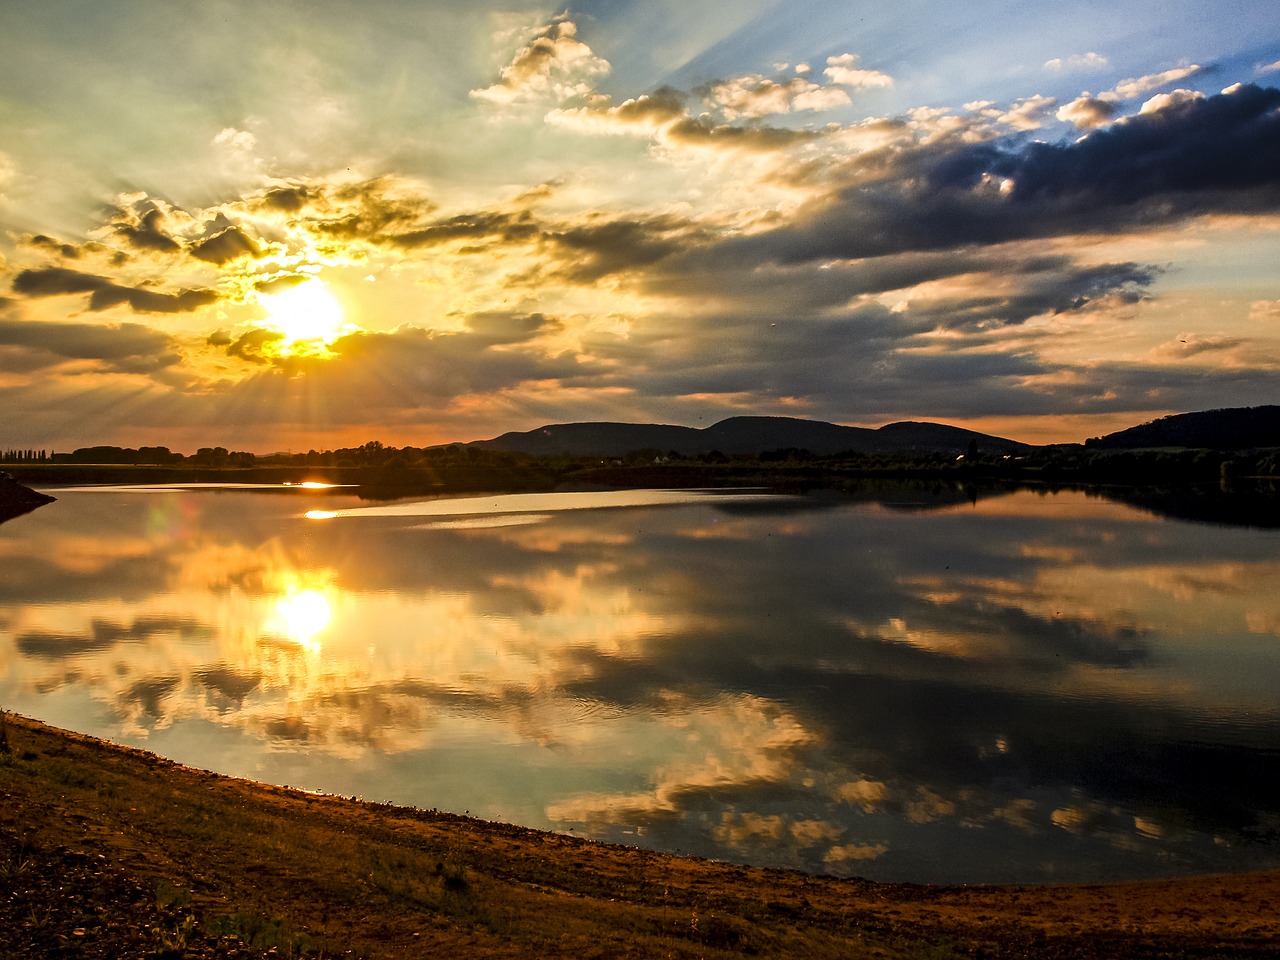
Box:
10, 439, 1280, 486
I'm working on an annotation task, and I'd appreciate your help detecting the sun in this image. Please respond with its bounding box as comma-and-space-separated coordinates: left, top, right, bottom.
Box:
269, 587, 333, 647
258, 280, 347, 346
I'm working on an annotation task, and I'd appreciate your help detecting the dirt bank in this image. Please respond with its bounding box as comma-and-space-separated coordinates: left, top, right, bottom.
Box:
2, 713, 1277, 958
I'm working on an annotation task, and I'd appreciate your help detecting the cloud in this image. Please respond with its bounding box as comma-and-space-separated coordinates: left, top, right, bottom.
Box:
1148, 333, 1246, 360
1262, 60, 1280, 74
547, 87, 688, 135
997, 94, 1057, 131
0, 316, 180, 372
549, 83, 822, 155
823, 53, 893, 90
102, 196, 190, 256
1059, 66, 1209, 129
0, 149, 14, 197
470, 14, 609, 106
190, 223, 263, 264
210, 126, 261, 178
1056, 93, 1119, 129
23, 234, 89, 259
386, 209, 540, 250
699, 74, 851, 120
465, 311, 560, 344
112, 213, 183, 253
1112, 64, 1204, 99
11, 266, 218, 313
1249, 299, 1280, 322
1139, 88, 1204, 114
709, 84, 1280, 266
253, 273, 310, 295
216, 326, 286, 365
541, 215, 696, 282
661, 115, 822, 152
1045, 52, 1109, 72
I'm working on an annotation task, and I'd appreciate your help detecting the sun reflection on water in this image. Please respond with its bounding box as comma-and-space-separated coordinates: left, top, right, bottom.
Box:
266, 587, 333, 648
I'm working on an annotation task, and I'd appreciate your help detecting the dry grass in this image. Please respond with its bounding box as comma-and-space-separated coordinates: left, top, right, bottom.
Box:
2, 712, 1278, 959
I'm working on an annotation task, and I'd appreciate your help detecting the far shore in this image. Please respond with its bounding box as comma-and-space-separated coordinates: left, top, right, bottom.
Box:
2, 712, 1278, 959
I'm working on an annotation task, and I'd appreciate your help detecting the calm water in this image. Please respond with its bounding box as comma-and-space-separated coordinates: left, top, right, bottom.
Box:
3, 483, 1279, 884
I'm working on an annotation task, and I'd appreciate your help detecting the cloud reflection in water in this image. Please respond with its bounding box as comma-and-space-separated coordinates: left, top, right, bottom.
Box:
1, 484, 1279, 883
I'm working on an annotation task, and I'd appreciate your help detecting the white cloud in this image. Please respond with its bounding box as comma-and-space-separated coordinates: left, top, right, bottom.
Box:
1056, 93, 1120, 128
1139, 88, 1205, 114
546, 90, 687, 136
703, 74, 851, 120
1044, 52, 1109, 72
0, 150, 14, 202
998, 94, 1057, 131
1249, 300, 1280, 322
470, 15, 610, 106
823, 53, 893, 90
1112, 64, 1202, 99
1260, 60, 1280, 74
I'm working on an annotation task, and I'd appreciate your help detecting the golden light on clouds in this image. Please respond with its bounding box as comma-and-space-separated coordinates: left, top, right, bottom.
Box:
0, 4, 1277, 450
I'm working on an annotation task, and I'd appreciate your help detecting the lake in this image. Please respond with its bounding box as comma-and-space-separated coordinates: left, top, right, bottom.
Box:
2, 481, 1279, 884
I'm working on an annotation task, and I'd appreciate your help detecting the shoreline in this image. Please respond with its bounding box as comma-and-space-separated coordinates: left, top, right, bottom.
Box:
3, 713, 1278, 958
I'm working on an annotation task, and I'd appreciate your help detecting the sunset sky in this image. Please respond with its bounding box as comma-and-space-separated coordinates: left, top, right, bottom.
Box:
2, 1, 1278, 452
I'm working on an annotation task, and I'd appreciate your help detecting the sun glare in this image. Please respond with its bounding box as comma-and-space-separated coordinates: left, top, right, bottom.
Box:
271, 588, 333, 646
259, 281, 347, 346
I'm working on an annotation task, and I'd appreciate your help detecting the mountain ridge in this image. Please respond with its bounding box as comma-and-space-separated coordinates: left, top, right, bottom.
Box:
470, 406, 1280, 458
471, 415, 1029, 458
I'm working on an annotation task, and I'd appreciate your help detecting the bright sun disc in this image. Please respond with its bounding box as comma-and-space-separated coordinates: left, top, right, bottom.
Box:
259, 281, 346, 345
273, 588, 333, 644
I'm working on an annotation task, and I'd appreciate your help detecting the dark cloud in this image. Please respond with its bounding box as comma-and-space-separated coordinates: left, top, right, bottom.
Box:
11, 266, 217, 313
283, 178, 439, 245
981, 83, 1280, 207
260, 184, 311, 213
17, 616, 202, 658
0, 315, 180, 372
190, 224, 262, 263
717, 84, 1280, 266
465, 311, 559, 343
195, 667, 264, 707
387, 210, 540, 249
11, 266, 105, 297
905, 260, 1157, 331
111, 206, 182, 253
254, 273, 310, 295
543, 215, 694, 281
23, 234, 83, 259
662, 116, 822, 151
222, 326, 286, 364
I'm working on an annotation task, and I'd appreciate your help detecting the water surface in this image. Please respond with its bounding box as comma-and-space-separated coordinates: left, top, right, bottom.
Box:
2, 483, 1278, 883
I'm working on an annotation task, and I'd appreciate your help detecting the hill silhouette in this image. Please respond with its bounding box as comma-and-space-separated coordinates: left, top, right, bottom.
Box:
1086, 405, 1280, 450
472, 416, 1029, 458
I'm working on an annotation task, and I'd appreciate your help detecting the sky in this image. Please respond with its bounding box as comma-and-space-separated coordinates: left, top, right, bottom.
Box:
1, 0, 1278, 451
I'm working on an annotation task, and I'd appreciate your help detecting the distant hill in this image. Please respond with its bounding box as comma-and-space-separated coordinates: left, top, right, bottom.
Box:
472, 416, 1029, 458
1086, 406, 1280, 450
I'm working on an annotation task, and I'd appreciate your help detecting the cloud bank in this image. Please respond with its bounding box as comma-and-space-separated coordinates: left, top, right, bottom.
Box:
1, 7, 1277, 450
